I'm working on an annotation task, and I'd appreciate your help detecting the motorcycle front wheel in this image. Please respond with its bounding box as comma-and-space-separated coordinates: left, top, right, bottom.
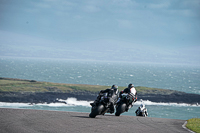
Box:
89, 104, 104, 118
115, 103, 126, 116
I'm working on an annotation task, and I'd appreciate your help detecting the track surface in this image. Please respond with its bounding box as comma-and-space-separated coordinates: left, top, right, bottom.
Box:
0, 108, 189, 133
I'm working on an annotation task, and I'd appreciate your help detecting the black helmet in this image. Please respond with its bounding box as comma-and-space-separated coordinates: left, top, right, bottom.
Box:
128, 83, 134, 89
111, 85, 118, 89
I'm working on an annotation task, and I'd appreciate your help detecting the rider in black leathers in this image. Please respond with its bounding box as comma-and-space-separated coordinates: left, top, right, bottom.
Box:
90, 85, 119, 113
118, 84, 137, 111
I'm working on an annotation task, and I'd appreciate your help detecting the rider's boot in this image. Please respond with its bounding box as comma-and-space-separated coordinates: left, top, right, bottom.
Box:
90, 103, 95, 106
90, 100, 98, 107
126, 104, 132, 112
116, 98, 121, 104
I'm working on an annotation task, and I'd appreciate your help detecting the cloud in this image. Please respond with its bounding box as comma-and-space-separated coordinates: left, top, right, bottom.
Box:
0, 0, 199, 47
148, 2, 170, 9
34, 2, 51, 9
82, 5, 101, 13
117, 19, 133, 29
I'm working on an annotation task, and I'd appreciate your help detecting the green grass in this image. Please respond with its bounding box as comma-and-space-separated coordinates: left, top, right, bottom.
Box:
186, 118, 200, 133
0, 79, 115, 93
135, 86, 178, 95
0, 78, 177, 94
0, 80, 31, 85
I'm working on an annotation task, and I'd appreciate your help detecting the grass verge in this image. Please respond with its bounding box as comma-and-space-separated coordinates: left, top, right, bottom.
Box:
0, 78, 180, 95
186, 118, 200, 133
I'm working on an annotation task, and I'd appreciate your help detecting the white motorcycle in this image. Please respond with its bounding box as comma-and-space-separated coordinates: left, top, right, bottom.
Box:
135, 104, 148, 117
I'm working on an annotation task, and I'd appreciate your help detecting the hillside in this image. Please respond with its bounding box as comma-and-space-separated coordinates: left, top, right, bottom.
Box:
0, 77, 199, 104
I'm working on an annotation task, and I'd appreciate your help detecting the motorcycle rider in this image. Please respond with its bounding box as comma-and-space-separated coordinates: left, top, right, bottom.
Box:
117, 83, 137, 111
135, 104, 148, 117
90, 85, 119, 113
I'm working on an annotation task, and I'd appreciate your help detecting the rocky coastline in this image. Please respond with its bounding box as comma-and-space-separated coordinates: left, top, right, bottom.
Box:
0, 90, 199, 105
0, 77, 199, 105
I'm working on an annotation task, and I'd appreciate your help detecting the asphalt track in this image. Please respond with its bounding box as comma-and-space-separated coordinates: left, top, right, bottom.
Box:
0, 108, 189, 133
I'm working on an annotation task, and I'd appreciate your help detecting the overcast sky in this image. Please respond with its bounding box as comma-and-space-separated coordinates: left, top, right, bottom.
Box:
0, 0, 200, 64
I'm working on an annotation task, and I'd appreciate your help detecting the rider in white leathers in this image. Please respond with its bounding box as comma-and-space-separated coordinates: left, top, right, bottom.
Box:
135, 104, 148, 117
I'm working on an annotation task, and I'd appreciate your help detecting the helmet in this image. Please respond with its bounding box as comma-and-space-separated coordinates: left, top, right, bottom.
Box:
128, 83, 134, 89
140, 104, 145, 108
112, 85, 119, 95
112, 85, 118, 89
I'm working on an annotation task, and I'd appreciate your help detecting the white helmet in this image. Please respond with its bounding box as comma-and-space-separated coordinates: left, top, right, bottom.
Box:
140, 104, 145, 108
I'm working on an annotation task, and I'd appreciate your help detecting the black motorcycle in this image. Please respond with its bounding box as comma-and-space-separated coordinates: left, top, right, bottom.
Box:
89, 93, 112, 118
115, 93, 136, 116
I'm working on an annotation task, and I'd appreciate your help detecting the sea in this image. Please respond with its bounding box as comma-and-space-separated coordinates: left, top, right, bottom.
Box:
0, 57, 199, 120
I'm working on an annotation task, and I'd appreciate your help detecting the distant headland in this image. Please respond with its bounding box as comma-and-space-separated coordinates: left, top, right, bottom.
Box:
0, 77, 199, 105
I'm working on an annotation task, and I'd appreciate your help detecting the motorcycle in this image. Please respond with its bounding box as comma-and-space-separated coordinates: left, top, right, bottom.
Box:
136, 109, 148, 117
135, 104, 148, 117
115, 93, 136, 116
89, 93, 113, 118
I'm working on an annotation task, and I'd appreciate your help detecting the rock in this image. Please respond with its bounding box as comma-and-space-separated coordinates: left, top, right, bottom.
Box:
0, 91, 199, 104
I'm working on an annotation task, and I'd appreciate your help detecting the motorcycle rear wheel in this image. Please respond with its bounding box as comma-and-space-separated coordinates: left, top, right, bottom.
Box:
89, 104, 104, 118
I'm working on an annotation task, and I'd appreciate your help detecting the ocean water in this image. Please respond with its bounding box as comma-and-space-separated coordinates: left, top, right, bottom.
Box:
0, 98, 199, 120
0, 57, 200, 120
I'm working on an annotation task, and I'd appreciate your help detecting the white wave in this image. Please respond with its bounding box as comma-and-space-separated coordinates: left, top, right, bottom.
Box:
0, 102, 33, 107
58, 98, 93, 107
0, 98, 198, 108
0, 98, 93, 108
135, 99, 199, 107
36, 102, 67, 107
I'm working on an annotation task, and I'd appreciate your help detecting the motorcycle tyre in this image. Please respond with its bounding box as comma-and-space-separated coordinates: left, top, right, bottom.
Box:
89, 104, 104, 118
115, 103, 126, 116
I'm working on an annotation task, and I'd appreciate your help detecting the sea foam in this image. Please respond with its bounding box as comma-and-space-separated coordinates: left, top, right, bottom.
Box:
0, 97, 198, 108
